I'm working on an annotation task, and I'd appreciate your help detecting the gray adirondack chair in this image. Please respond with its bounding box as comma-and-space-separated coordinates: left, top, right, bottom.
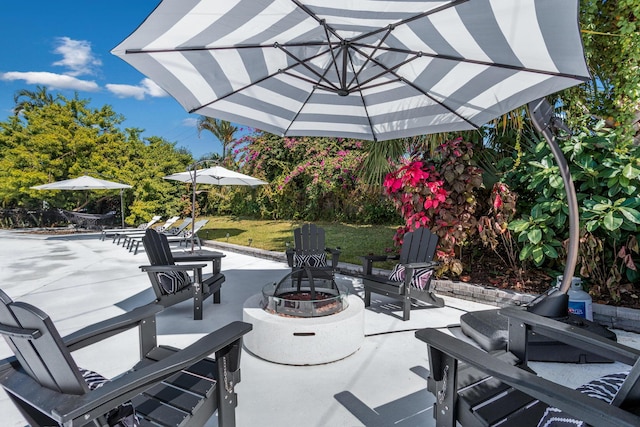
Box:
415, 306, 640, 427
361, 227, 444, 321
0, 288, 251, 427
285, 224, 341, 281
140, 228, 225, 320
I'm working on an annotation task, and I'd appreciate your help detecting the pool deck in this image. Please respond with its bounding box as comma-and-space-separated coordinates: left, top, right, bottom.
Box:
0, 229, 638, 427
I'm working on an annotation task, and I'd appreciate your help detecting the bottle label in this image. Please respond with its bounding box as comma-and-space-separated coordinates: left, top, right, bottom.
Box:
568, 301, 586, 318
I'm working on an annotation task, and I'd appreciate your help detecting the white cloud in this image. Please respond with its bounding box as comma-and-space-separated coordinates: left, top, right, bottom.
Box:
1, 71, 99, 91
105, 83, 147, 100
106, 78, 168, 100
182, 117, 198, 127
52, 37, 101, 77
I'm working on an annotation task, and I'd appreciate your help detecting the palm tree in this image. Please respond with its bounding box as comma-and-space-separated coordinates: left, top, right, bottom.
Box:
196, 117, 238, 161
13, 86, 56, 115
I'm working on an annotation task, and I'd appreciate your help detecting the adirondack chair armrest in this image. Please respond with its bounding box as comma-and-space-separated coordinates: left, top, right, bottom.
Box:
172, 253, 225, 263
403, 261, 439, 270
325, 247, 341, 267
360, 254, 392, 275
0, 322, 252, 426
63, 304, 164, 352
173, 253, 225, 274
416, 328, 640, 427
52, 321, 252, 425
139, 263, 207, 273
499, 306, 640, 365
285, 248, 295, 267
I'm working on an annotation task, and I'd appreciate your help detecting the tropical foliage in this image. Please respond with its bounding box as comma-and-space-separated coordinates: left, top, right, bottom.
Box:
0, 88, 192, 225
221, 131, 399, 224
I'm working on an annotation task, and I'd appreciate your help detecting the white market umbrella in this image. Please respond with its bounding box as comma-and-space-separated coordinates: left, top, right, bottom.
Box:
32, 175, 132, 228
164, 166, 268, 187
114, 0, 590, 300
164, 166, 267, 250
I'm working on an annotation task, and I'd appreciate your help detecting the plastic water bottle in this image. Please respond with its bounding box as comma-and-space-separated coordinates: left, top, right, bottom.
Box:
558, 276, 593, 321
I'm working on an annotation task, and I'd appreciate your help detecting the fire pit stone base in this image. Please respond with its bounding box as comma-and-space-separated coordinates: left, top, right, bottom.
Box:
242, 293, 364, 365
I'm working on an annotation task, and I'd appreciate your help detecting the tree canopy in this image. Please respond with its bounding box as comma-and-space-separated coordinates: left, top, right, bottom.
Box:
0, 88, 193, 225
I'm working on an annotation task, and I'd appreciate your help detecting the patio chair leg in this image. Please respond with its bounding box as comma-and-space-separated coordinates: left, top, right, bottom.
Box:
193, 282, 203, 321
214, 289, 221, 304
403, 297, 411, 321
364, 289, 371, 307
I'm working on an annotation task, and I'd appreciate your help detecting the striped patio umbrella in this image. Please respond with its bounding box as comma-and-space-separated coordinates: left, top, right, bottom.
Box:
112, 0, 590, 142
113, 0, 590, 299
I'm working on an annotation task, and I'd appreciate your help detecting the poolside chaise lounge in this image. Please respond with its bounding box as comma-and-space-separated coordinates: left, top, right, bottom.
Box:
99, 215, 162, 241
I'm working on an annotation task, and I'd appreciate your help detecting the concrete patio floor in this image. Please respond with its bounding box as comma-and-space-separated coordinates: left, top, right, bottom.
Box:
0, 229, 638, 427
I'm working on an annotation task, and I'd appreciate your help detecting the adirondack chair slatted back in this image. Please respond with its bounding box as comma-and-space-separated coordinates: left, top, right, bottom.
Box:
398, 227, 438, 265
294, 223, 325, 255
0, 290, 87, 395
144, 228, 175, 266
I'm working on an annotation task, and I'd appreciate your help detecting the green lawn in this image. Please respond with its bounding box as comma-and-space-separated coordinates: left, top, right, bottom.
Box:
197, 216, 401, 266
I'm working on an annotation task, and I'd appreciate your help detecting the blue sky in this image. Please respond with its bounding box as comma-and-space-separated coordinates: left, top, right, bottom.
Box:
1, 1, 237, 159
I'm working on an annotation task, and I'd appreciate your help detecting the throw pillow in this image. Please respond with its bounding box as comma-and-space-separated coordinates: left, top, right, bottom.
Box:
156, 270, 191, 295
79, 368, 140, 427
536, 371, 629, 427
388, 264, 434, 290
294, 252, 327, 268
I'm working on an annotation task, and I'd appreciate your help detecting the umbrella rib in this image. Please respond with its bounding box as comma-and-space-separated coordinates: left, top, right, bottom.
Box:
283, 59, 337, 136
347, 44, 480, 128
361, 44, 592, 81
275, 43, 341, 92
322, 21, 344, 88
345, 51, 377, 141
279, 70, 335, 92
124, 41, 334, 55
349, 0, 470, 44
290, 0, 344, 43
190, 46, 335, 113
347, 29, 393, 91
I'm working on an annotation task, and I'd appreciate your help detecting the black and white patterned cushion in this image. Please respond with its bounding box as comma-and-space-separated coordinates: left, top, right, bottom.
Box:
79, 368, 140, 427
537, 371, 629, 427
388, 264, 434, 290
156, 270, 191, 295
294, 252, 327, 268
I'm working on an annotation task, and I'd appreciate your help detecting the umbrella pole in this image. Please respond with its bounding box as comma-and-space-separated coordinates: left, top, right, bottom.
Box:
526, 98, 579, 317
120, 189, 125, 229
191, 166, 197, 253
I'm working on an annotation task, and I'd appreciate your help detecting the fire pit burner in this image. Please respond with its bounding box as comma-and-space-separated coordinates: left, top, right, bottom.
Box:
262, 268, 349, 317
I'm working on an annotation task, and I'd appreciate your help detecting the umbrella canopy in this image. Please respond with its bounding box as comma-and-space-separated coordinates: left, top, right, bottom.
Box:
164, 166, 268, 187
164, 165, 267, 250
112, 0, 590, 142
32, 175, 132, 191
32, 175, 132, 228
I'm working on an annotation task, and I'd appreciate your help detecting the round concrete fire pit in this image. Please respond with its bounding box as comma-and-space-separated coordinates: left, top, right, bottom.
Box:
242, 293, 364, 365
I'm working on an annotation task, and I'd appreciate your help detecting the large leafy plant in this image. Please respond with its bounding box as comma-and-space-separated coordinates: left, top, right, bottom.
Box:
505, 123, 640, 297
